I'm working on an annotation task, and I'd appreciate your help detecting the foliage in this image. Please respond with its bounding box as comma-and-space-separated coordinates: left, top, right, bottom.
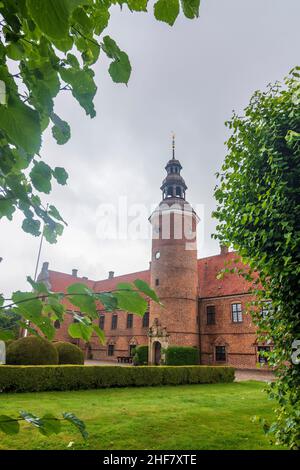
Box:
0, 309, 20, 339
0, 0, 201, 242
0, 364, 234, 392
133, 344, 148, 365
165, 346, 199, 365
213, 68, 300, 449
54, 341, 84, 365
0, 409, 88, 440
6, 335, 58, 365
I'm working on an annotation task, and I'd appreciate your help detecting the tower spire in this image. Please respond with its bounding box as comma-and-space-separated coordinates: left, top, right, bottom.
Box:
172, 132, 175, 159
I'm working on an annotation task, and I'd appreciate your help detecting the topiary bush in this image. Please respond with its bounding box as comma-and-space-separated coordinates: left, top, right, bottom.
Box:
0, 365, 235, 392
165, 346, 199, 365
54, 341, 84, 365
6, 336, 58, 365
133, 345, 148, 365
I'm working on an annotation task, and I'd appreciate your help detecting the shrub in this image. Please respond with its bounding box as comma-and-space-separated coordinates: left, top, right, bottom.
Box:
133, 345, 148, 365
54, 342, 84, 365
0, 365, 234, 392
6, 336, 58, 365
165, 346, 199, 365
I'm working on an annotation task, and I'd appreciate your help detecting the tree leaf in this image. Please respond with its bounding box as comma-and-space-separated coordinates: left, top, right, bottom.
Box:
0, 96, 41, 155
154, 0, 180, 26
39, 413, 62, 436
30, 161, 52, 194
52, 167, 69, 185
0, 329, 15, 340
128, 1, 148, 12
63, 412, 89, 439
92, 324, 105, 344
0, 416, 20, 435
68, 321, 92, 342
108, 51, 131, 84
67, 283, 97, 318
134, 279, 160, 303
180, 0, 200, 19
114, 290, 148, 316
19, 411, 42, 428
51, 113, 71, 145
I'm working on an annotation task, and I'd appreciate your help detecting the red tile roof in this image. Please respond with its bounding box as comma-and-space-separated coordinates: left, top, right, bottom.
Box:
48, 252, 254, 301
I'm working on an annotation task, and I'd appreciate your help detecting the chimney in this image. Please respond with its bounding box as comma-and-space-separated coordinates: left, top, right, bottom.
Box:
108, 271, 114, 279
42, 261, 49, 272
220, 245, 229, 255
82, 276, 88, 281
72, 269, 78, 277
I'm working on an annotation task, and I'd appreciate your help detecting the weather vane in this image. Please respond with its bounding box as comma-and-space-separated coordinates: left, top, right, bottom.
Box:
172, 131, 175, 159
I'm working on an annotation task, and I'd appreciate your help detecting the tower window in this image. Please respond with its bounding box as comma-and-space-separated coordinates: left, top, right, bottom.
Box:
215, 346, 226, 362
206, 306, 216, 325
127, 313, 133, 328
99, 314, 105, 330
155, 278, 159, 286
111, 314, 118, 330
108, 344, 114, 356
142, 311, 149, 328
231, 303, 243, 323
176, 186, 181, 197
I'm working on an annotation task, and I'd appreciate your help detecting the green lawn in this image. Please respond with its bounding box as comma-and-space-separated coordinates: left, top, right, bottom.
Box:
0, 381, 283, 450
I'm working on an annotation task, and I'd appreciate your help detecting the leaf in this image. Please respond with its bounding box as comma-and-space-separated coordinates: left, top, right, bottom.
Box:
96, 292, 118, 311
180, 0, 200, 19
133, 279, 160, 303
127, 1, 148, 12
63, 412, 88, 440
0, 294, 5, 307
51, 113, 71, 145
26, 276, 49, 294
27, 0, 89, 40
30, 161, 52, 194
92, 324, 105, 344
154, 0, 180, 26
19, 411, 42, 428
12, 291, 43, 320
48, 205, 67, 224
114, 290, 148, 316
0, 416, 20, 435
22, 217, 41, 237
102, 36, 131, 85
39, 413, 62, 436
67, 283, 97, 318
0, 329, 15, 340
59, 66, 97, 117
52, 167, 69, 185
68, 321, 92, 341
0, 96, 41, 155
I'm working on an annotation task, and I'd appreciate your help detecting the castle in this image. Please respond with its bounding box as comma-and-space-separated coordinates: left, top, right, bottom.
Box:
38, 145, 269, 369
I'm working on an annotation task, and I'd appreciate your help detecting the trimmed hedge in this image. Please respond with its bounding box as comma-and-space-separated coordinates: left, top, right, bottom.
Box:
133, 345, 148, 365
6, 336, 58, 365
54, 342, 84, 365
165, 346, 199, 365
0, 365, 235, 393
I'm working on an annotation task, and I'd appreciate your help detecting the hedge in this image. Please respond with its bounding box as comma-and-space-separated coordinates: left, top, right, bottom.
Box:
133, 345, 148, 365
0, 365, 235, 393
6, 336, 58, 365
165, 346, 199, 365
54, 342, 84, 365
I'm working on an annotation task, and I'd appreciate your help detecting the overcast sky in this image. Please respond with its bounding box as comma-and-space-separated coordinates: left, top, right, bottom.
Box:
1, 0, 300, 297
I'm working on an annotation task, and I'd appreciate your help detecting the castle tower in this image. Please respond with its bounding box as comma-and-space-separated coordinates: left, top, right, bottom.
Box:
148, 136, 199, 365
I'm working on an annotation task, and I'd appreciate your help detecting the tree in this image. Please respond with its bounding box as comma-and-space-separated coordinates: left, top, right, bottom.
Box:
0, 0, 200, 243
0, 308, 20, 339
213, 68, 300, 449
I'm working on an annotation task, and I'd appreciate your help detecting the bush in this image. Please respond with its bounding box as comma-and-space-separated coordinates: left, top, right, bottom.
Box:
165, 346, 199, 365
133, 345, 148, 365
6, 336, 58, 365
0, 365, 235, 392
54, 342, 84, 365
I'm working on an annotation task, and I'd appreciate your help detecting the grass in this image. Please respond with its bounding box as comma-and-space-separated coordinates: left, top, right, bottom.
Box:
0, 381, 283, 450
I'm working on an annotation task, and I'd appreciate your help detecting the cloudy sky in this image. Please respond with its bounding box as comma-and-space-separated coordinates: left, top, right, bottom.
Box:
1, 0, 300, 297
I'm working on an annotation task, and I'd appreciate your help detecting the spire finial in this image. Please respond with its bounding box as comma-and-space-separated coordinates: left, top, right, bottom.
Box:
172, 131, 175, 159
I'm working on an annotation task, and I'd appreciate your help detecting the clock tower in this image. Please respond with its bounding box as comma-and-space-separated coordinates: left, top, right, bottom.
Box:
148, 136, 199, 365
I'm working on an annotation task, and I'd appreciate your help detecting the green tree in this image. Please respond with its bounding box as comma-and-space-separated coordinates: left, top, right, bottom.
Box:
213, 68, 300, 449
0, 308, 20, 339
0, 0, 200, 243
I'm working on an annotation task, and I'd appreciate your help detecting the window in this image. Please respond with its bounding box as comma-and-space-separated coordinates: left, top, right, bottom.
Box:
231, 303, 243, 323
108, 344, 114, 356
142, 311, 149, 328
257, 346, 270, 364
54, 320, 60, 329
127, 313, 133, 328
215, 346, 226, 362
206, 305, 216, 325
129, 344, 136, 356
155, 278, 159, 286
99, 315, 105, 330
261, 301, 272, 318
111, 314, 118, 330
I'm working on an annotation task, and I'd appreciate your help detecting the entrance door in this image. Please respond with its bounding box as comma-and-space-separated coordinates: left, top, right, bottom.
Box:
154, 341, 161, 365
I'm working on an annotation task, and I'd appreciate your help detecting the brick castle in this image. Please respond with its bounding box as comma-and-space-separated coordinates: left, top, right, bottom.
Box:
38, 144, 269, 369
